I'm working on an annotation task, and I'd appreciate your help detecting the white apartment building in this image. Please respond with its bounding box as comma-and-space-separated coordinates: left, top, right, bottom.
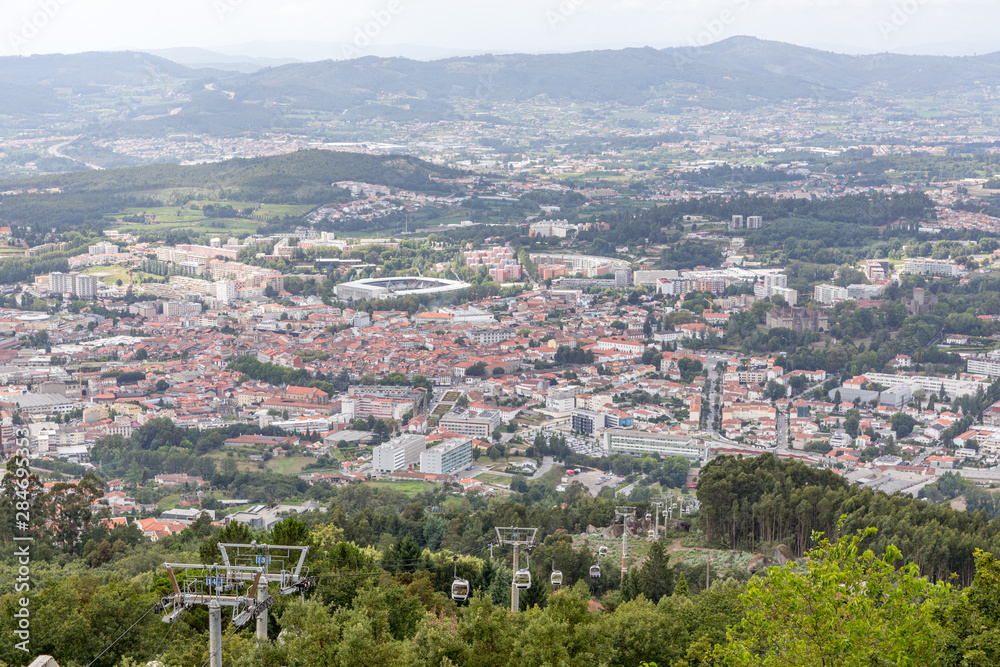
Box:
903, 258, 961, 277
88, 241, 119, 255
216, 281, 237, 304
373, 434, 427, 475
48, 272, 97, 299
164, 301, 203, 317
604, 429, 707, 462
968, 355, 1000, 378
754, 274, 795, 304
546, 386, 582, 412
770, 285, 798, 306
419, 437, 473, 475
814, 284, 849, 305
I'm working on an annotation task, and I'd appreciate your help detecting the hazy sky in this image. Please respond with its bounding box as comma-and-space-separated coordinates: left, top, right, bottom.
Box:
1, 0, 999, 59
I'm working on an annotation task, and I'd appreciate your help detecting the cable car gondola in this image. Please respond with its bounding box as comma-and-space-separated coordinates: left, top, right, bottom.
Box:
598, 546, 608, 557
515, 551, 532, 589
590, 564, 601, 578
451, 556, 470, 602
550, 557, 563, 587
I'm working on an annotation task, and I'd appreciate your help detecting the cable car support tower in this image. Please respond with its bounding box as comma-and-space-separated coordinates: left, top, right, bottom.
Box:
495, 526, 537, 613
615, 506, 636, 578
156, 542, 315, 667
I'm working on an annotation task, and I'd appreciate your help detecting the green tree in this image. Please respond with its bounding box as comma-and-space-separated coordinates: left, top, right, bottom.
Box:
843, 408, 861, 439
764, 379, 786, 401
937, 549, 1000, 664
890, 412, 918, 439
200, 520, 255, 563
270, 515, 312, 546
715, 524, 949, 666
465, 362, 487, 377
634, 541, 674, 603
673, 573, 690, 597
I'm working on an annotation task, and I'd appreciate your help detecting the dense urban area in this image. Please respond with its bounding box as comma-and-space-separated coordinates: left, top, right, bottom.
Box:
9, 38, 1000, 667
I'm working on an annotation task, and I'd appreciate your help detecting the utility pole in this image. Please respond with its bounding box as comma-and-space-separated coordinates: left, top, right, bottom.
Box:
615, 506, 636, 578
495, 527, 537, 613
156, 542, 315, 661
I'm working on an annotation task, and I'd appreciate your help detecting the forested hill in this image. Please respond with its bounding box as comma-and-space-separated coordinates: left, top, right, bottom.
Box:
698, 455, 1000, 586
225, 37, 1000, 110
0, 150, 467, 232
4, 150, 465, 199
3, 39, 1000, 126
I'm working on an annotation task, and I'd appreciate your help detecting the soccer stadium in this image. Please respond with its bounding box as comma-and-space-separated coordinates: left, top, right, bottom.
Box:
334, 277, 471, 301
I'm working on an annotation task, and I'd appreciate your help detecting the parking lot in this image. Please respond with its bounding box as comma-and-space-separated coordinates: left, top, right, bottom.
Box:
571, 469, 624, 496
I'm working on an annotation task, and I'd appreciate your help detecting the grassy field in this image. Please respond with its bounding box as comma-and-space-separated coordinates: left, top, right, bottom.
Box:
83, 265, 162, 286
110, 200, 315, 237
417, 213, 470, 229
113, 217, 260, 237
368, 480, 436, 494
156, 494, 180, 510
265, 456, 314, 475
474, 472, 512, 486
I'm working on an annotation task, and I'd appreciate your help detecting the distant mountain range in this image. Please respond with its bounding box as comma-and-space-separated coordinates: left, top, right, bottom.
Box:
147, 48, 304, 74
151, 42, 485, 70
3, 37, 1000, 133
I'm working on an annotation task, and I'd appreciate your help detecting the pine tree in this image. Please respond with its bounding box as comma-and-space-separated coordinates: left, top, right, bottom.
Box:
621, 569, 641, 602
674, 573, 690, 597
